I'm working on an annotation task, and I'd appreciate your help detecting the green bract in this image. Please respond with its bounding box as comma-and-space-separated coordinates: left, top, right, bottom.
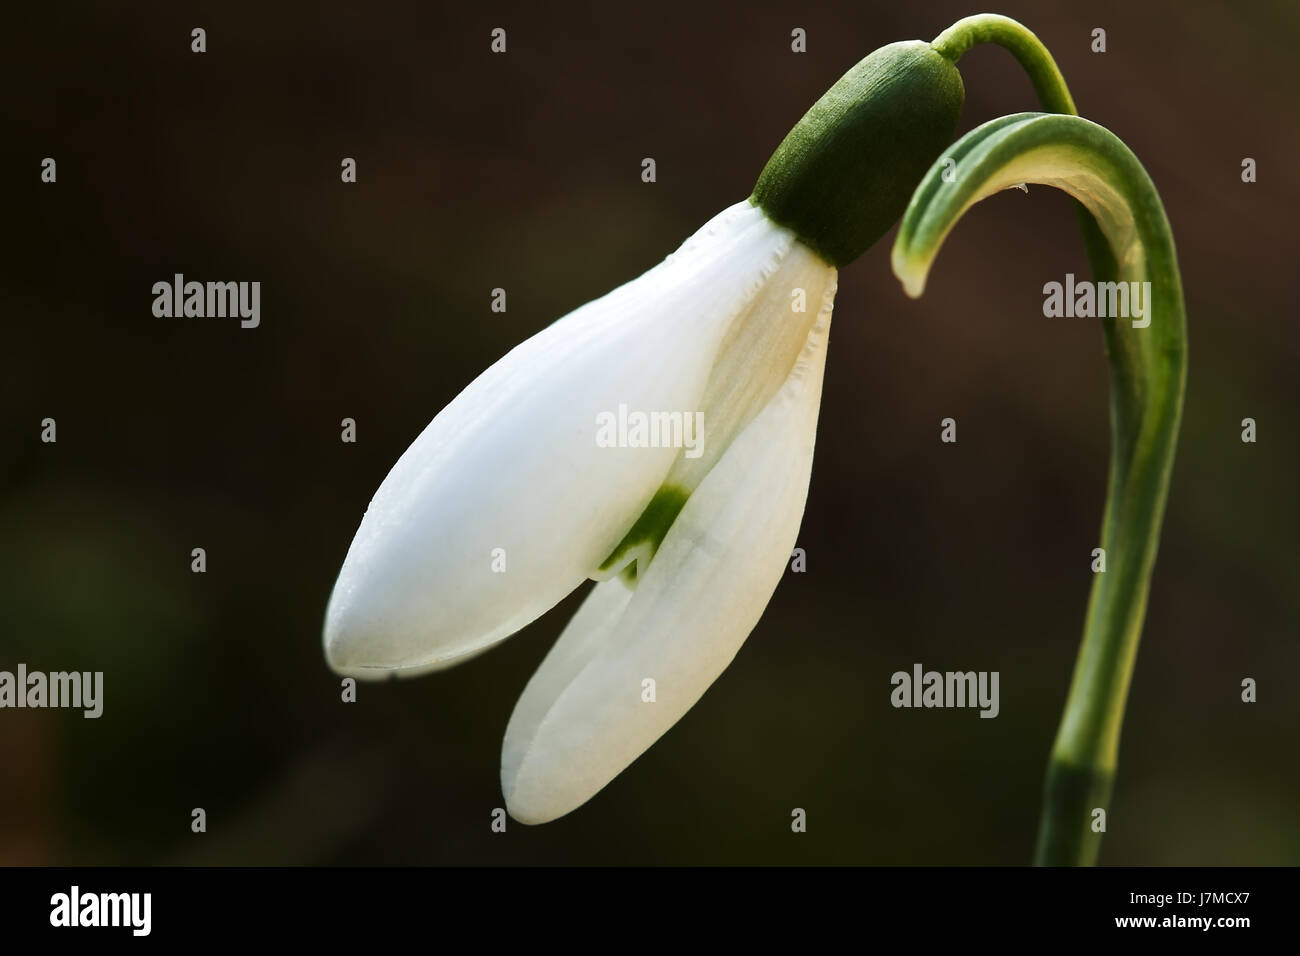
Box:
892, 112, 1188, 866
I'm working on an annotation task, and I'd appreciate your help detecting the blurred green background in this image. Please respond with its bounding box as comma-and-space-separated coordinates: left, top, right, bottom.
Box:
1, 0, 1296, 864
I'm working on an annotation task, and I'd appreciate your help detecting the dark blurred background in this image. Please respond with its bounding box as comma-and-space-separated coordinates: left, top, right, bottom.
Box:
1, 0, 1296, 865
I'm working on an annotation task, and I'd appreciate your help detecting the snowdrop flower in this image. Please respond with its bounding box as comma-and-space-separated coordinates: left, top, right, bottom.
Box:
324, 39, 966, 823
328, 202, 834, 823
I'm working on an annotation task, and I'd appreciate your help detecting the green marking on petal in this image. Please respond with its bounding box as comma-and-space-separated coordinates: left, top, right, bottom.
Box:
593, 484, 691, 586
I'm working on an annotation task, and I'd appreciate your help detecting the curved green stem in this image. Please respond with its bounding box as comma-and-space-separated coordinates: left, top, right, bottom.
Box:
892, 113, 1188, 865
932, 14, 1076, 115
929, 13, 1114, 373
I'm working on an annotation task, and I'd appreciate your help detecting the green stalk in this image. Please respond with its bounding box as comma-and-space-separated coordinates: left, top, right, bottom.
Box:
891, 113, 1188, 865
932, 13, 1076, 115
929, 14, 1115, 335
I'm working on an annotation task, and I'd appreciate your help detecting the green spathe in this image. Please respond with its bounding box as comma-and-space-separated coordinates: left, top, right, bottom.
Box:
751, 40, 964, 267
891, 112, 1188, 866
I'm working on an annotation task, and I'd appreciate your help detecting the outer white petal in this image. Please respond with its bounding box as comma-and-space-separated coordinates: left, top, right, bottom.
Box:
501, 277, 834, 823
325, 201, 796, 678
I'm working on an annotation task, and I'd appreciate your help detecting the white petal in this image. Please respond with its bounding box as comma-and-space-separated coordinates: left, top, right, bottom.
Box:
325, 201, 797, 678
501, 284, 834, 823
664, 242, 836, 492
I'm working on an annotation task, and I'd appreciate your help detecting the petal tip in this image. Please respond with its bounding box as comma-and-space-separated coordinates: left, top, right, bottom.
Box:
502, 774, 571, 827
